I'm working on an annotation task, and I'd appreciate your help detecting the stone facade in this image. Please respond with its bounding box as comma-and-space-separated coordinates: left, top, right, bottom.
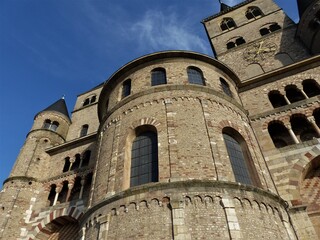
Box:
0, 0, 319, 239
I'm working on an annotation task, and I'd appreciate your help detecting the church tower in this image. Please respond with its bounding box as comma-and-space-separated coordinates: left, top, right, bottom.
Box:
202, 0, 311, 79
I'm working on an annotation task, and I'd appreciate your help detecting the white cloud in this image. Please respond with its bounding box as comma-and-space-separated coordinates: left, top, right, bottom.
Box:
130, 10, 210, 54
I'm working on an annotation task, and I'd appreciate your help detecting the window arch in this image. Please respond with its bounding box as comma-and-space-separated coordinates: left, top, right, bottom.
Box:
151, 68, 167, 86
222, 128, 259, 186
62, 157, 71, 172
268, 121, 295, 148
285, 85, 305, 103
81, 150, 91, 167
48, 184, 56, 206
260, 23, 281, 36
246, 6, 263, 20
302, 79, 320, 98
220, 17, 236, 31
130, 130, 158, 187
226, 37, 246, 49
187, 67, 205, 85
71, 154, 81, 171
220, 78, 232, 97
43, 119, 59, 132
122, 79, 131, 99
80, 124, 89, 137
268, 90, 287, 108
83, 95, 96, 106
291, 114, 319, 142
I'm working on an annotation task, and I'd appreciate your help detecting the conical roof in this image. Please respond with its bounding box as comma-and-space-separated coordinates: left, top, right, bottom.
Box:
37, 98, 70, 120
220, 2, 231, 12
297, 0, 314, 17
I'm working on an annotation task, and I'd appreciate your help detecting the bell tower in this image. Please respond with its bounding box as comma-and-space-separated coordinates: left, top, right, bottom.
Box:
202, 0, 310, 80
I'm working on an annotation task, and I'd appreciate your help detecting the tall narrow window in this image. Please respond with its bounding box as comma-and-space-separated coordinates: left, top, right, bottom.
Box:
82, 150, 91, 167
303, 79, 320, 98
90, 95, 96, 103
151, 68, 167, 86
268, 90, 287, 108
246, 7, 263, 20
62, 157, 71, 172
223, 129, 256, 185
220, 78, 232, 97
187, 67, 205, 85
130, 131, 158, 187
80, 124, 89, 137
285, 85, 305, 103
83, 98, 90, 106
122, 79, 131, 99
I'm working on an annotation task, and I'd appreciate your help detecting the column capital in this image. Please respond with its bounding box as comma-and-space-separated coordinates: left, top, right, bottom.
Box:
307, 116, 316, 123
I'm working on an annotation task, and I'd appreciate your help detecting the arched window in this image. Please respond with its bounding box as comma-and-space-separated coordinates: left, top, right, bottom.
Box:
285, 85, 305, 103
43, 120, 59, 132
62, 157, 71, 172
43, 119, 51, 129
268, 121, 295, 148
268, 90, 287, 108
220, 18, 236, 31
80, 124, 89, 137
122, 79, 131, 99
246, 6, 263, 20
83, 98, 90, 106
260, 23, 281, 36
81, 150, 91, 167
291, 115, 319, 142
151, 68, 167, 86
48, 184, 56, 206
314, 108, 320, 128
90, 95, 96, 104
69, 177, 82, 202
130, 130, 158, 187
302, 79, 320, 98
57, 181, 69, 204
226, 37, 246, 49
71, 154, 81, 171
220, 78, 232, 97
222, 128, 258, 186
187, 67, 205, 85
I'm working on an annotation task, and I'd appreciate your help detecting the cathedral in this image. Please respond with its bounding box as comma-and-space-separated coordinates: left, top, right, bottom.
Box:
0, 0, 319, 239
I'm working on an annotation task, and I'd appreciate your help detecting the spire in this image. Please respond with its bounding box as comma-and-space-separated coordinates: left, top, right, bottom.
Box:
37, 98, 70, 120
219, 0, 231, 12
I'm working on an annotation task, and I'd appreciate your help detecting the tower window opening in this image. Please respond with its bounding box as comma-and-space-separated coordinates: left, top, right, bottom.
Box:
268, 90, 287, 108
43, 119, 59, 132
246, 7, 263, 20
303, 79, 320, 98
83, 95, 97, 106
260, 23, 281, 36
220, 18, 236, 31
48, 184, 56, 206
314, 108, 320, 128
80, 124, 89, 137
268, 121, 295, 148
63, 157, 71, 172
71, 154, 81, 171
187, 67, 205, 85
291, 115, 319, 142
82, 150, 91, 167
220, 78, 232, 97
151, 68, 167, 86
285, 85, 306, 103
90, 95, 96, 104
122, 79, 132, 99
227, 37, 246, 49
130, 130, 159, 187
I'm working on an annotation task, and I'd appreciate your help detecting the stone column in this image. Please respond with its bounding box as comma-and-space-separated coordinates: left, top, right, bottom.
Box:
69, 157, 75, 171
286, 125, 300, 144
307, 116, 320, 137
300, 89, 309, 99
221, 198, 242, 240
79, 179, 85, 199
66, 183, 74, 202
53, 186, 62, 206
170, 195, 191, 240
80, 227, 86, 240
284, 95, 291, 105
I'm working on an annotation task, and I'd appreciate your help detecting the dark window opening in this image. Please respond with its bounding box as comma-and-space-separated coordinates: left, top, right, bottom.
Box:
122, 79, 131, 99
130, 131, 158, 187
220, 78, 232, 97
220, 18, 236, 31
227, 37, 246, 49
314, 109, 320, 128
236, 37, 246, 46
57, 181, 69, 204
285, 85, 306, 103
82, 151, 91, 167
83, 98, 90, 106
71, 154, 81, 171
69, 177, 82, 202
63, 157, 71, 172
80, 124, 89, 137
151, 68, 167, 86
268, 91, 287, 108
246, 7, 263, 20
43, 119, 51, 129
43, 120, 59, 132
260, 27, 270, 36
291, 115, 318, 142
260, 23, 281, 36
303, 79, 320, 98
187, 67, 205, 85
48, 184, 56, 206
268, 121, 295, 148
227, 42, 236, 49
90, 95, 96, 103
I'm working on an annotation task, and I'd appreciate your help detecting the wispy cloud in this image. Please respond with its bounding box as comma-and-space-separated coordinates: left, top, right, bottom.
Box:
129, 10, 210, 54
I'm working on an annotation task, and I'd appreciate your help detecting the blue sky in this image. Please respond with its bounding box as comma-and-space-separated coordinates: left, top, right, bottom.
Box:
0, 0, 299, 186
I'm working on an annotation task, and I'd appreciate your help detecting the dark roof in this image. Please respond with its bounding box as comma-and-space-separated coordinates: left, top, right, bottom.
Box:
221, 3, 231, 12
36, 98, 70, 120
297, 0, 315, 17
